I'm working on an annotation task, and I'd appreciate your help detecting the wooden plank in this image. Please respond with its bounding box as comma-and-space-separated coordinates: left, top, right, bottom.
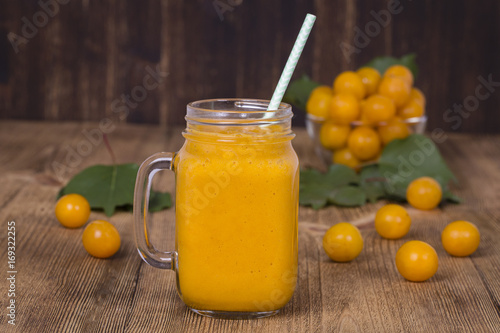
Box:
349, 0, 390, 67
122, 0, 162, 125
2, 2, 500, 133
436, 133, 500, 210
0, 121, 500, 332
311, 0, 350, 84
0, 121, 181, 332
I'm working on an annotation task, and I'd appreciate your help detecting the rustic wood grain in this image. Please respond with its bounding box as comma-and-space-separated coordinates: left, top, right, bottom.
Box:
0, 121, 500, 332
1, 1, 500, 133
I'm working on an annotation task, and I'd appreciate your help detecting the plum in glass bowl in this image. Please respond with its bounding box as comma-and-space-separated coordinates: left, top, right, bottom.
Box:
306, 113, 428, 167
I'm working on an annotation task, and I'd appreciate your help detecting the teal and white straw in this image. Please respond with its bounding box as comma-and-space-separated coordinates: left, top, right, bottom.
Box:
267, 13, 316, 111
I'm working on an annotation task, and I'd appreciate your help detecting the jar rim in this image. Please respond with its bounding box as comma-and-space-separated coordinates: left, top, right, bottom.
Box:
187, 98, 291, 112
186, 99, 292, 125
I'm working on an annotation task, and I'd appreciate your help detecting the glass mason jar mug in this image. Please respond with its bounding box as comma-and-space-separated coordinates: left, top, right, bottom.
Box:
133, 99, 300, 319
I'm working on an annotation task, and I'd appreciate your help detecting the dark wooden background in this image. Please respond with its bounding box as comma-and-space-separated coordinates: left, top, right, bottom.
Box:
1, 0, 499, 133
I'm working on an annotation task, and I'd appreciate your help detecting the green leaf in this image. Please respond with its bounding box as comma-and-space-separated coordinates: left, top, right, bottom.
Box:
325, 164, 360, 186
359, 165, 387, 203
283, 75, 321, 110
300, 164, 360, 209
378, 134, 457, 200
59, 163, 172, 216
148, 191, 173, 212
298, 187, 332, 210
299, 134, 460, 209
365, 53, 418, 78
328, 186, 366, 207
443, 189, 462, 204
301, 164, 360, 188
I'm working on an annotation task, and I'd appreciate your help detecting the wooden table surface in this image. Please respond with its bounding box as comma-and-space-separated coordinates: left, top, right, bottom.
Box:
1, 121, 500, 333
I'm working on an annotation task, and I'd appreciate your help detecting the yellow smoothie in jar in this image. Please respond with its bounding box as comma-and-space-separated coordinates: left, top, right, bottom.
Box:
174, 126, 299, 313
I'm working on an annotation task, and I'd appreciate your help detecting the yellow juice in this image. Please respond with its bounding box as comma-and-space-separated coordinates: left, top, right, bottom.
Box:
174, 128, 299, 312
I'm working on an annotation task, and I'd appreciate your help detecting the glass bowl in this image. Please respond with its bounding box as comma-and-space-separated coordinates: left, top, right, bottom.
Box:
305, 114, 428, 166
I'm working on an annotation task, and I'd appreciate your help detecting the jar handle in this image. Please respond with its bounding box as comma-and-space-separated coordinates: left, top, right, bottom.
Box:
133, 152, 176, 270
